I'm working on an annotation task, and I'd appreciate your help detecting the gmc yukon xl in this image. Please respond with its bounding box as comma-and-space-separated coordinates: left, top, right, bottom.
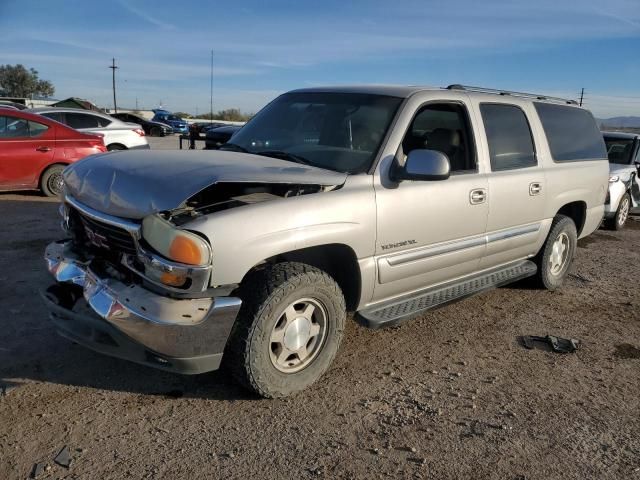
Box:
43, 85, 609, 397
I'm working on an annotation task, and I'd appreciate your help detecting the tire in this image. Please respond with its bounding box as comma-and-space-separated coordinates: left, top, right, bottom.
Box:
40, 164, 65, 197
150, 127, 162, 137
604, 193, 631, 231
107, 143, 126, 151
224, 262, 346, 398
532, 214, 577, 291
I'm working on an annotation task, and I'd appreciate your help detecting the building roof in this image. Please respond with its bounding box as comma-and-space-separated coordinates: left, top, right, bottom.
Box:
50, 97, 102, 111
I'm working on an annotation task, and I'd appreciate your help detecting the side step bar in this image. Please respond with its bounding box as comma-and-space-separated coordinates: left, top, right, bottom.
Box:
357, 260, 537, 329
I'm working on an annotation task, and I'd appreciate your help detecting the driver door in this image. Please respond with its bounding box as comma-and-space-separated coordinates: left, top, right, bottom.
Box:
372, 100, 489, 303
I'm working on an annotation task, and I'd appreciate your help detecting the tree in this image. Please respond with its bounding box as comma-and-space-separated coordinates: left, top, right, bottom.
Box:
200, 108, 253, 122
0, 64, 55, 98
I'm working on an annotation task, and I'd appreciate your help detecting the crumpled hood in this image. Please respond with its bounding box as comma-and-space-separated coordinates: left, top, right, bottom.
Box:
63, 150, 348, 219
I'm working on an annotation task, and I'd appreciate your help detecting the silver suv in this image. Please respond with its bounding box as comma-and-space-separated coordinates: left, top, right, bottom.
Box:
602, 132, 640, 229
43, 85, 608, 397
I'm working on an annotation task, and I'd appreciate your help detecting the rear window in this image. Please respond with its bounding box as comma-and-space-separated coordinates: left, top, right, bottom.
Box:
603, 136, 635, 165
534, 103, 606, 162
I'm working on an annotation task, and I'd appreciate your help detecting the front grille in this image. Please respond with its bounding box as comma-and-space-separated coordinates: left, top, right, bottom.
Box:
73, 209, 138, 255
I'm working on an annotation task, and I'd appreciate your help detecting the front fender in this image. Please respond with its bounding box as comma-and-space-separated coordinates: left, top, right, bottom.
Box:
185, 175, 376, 286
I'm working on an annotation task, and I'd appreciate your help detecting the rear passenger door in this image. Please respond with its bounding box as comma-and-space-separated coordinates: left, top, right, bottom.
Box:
473, 102, 547, 269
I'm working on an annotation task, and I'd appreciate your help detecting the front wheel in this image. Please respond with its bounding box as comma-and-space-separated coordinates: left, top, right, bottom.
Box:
605, 193, 630, 230
532, 215, 577, 291
224, 262, 346, 398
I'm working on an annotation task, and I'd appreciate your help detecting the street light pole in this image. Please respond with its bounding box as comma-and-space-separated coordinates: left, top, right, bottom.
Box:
109, 58, 119, 113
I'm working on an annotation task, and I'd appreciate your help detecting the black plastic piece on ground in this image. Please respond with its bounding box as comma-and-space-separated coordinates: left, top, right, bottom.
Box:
54, 446, 71, 468
521, 335, 580, 353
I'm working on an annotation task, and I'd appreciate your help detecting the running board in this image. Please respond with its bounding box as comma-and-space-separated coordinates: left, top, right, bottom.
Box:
357, 260, 537, 329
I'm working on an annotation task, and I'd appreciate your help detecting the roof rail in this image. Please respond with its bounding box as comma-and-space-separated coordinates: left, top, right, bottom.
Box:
446, 84, 578, 105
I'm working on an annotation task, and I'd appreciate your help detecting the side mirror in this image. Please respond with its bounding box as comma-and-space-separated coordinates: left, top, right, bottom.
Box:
396, 149, 451, 181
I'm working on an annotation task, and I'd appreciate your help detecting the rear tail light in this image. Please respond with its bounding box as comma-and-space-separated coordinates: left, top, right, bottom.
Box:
133, 128, 145, 137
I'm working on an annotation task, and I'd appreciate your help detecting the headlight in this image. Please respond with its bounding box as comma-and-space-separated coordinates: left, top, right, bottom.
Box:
609, 175, 620, 183
141, 215, 211, 266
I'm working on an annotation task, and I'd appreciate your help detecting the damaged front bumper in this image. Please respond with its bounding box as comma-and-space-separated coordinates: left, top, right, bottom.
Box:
43, 241, 241, 374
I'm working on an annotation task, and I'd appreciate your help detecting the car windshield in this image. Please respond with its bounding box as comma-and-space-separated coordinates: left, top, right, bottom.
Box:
167, 115, 182, 121
226, 92, 403, 174
604, 136, 635, 165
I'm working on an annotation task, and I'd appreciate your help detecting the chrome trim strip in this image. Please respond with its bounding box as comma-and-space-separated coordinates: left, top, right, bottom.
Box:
486, 223, 540, 243
386, 235, 486, 266
65, 194, 141, 235
384, 223, 541, 267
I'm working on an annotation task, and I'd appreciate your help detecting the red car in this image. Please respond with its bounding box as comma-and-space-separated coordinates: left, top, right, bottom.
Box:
0, 108, 107, 197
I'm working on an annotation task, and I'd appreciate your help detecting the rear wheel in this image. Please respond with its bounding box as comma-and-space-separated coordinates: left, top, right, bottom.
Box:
40, 165, 65, 197
224, 262, 346, 398
605, 193, 630, 230
532, 214, 577, 291
107, 143, 126, 151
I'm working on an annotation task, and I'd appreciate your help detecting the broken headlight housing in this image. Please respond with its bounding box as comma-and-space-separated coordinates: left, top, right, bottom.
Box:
141, 215, 211, 267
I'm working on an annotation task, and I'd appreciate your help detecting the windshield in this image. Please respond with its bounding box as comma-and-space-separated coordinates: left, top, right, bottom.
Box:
167, 115, 183, 122
604, 136, 635, 165
226, 92, 402, 173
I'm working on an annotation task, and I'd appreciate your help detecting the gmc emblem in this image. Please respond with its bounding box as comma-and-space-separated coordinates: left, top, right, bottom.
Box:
84, 226, 110, 249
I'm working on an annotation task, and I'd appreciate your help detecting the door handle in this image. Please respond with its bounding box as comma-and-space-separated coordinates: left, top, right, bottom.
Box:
36, 146, 51, 152
529, 182, 542, 196
469, 188, 487, 205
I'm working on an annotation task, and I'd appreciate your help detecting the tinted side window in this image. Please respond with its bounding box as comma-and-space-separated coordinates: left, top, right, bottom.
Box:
480, 104, 536, 171
534, 103, 606, 161
96, 116, 112, 127
66, 113, 100, 129
0, 115, 29, 138
43, 111, 64, 123
402, 103, 477, 172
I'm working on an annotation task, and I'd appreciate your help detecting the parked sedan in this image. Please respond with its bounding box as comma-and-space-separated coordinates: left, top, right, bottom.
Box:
110, 112, 173, 137
151, 110, 189, 134
204, 125, 242, 150
0, 108, 106, 196
603, 131, 640, 229
29, 107, 149, 151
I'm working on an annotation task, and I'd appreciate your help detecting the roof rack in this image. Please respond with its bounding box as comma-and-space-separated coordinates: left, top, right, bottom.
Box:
446, 84, 578, 105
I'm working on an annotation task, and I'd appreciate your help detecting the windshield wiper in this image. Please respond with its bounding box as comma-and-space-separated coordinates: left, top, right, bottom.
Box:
256, 150, 311, 166
220, 142, 249, 153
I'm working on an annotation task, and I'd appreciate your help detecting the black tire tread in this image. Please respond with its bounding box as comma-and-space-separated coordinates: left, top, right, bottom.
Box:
532, 214, 577, 291
224, 262, 346, 398
40, 164, 65, 197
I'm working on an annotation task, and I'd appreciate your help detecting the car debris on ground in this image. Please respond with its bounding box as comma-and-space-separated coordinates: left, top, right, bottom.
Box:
520, 335, 580, 353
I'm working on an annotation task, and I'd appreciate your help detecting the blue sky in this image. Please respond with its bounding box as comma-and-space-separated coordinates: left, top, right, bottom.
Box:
1, 0, 639, 117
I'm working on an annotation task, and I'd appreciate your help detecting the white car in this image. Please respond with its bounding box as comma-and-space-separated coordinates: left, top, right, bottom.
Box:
29, 108, 149, 151
603, 132, 640, 229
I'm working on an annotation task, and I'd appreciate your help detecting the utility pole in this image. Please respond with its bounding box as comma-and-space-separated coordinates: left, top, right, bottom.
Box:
579, 88, 585, 107
109, 58, 119, 113
135, 97, 138, 111
210, 50, 214, 123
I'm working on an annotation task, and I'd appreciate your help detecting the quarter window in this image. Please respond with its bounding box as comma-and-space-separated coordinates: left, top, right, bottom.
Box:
480, 104, 536, 171
534, 103, 606, 161
28, 121, 49, 138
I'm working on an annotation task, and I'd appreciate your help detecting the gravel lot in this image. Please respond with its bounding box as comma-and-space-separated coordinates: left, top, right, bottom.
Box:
1, 146, 639, 478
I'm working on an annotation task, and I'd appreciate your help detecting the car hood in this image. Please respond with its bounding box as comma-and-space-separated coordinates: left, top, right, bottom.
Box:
63, 150, 348, 219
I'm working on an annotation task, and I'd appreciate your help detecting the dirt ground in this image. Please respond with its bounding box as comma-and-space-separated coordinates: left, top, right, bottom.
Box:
1, 186, 639, 479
